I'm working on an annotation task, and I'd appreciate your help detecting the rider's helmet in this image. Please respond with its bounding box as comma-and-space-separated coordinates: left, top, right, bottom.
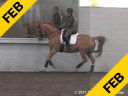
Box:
66, 8, 73, 14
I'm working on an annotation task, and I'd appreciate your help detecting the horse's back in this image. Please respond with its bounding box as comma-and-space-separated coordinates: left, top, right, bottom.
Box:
77, 34, 93, 42
76, 34, 95, 49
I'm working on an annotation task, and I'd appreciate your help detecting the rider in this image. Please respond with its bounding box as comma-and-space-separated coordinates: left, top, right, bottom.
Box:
63, 8, 76, 50
52, 6, 62, 28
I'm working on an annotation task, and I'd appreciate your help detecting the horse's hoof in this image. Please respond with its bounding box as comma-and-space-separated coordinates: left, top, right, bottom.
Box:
76, 65, 81, 69
90, 65, 95, 73
76, 63, 84, 69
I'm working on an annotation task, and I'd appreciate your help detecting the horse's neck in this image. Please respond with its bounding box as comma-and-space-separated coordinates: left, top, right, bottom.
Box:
48, 30, 60, 42
44, 24, 60, 40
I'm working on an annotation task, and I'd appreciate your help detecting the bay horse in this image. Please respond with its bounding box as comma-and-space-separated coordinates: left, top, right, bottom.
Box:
35, 22, 106, 72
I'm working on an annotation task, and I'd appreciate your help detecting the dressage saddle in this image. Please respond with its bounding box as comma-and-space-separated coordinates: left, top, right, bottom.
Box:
60, 29, 77, 52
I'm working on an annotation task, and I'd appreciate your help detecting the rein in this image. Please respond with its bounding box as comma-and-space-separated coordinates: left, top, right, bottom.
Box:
37, 22, 60, 40
44, 29, 60, 40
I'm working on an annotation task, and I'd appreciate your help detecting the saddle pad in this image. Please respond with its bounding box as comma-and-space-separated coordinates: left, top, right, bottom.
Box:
60, 29, 79, 45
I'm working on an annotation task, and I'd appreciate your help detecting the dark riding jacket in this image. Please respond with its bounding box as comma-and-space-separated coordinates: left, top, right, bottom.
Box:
52, 12, 61, 27
64, 15, 75, 30
63, 14, 76, 38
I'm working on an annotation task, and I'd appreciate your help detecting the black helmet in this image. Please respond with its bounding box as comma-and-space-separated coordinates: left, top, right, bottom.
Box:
66, 8, 73, 14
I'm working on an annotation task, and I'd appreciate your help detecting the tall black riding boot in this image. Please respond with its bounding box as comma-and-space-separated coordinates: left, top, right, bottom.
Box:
65, 38, 70, 51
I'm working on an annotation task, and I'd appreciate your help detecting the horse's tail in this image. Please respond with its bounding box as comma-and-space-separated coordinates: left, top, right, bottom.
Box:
93, 36, 106, 58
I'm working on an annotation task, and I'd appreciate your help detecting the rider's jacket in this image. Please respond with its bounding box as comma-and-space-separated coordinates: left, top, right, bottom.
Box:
64, 14, 75, 30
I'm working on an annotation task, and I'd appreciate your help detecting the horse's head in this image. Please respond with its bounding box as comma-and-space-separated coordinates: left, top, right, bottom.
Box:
25, 21, 44, 39
29, 21, 46, 41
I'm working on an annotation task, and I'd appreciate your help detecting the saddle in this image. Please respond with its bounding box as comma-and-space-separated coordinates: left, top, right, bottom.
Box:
60, 29, 79, 52
62, 29, 71, 44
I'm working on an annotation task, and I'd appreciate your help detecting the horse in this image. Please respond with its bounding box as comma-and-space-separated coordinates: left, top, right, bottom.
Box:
35, 22, 106, 72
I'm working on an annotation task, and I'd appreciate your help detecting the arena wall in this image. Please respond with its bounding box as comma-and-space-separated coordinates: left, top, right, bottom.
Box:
79, 7, 128, 72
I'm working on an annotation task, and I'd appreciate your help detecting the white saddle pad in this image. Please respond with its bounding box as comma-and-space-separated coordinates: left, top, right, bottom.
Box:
60, 29, 79, 45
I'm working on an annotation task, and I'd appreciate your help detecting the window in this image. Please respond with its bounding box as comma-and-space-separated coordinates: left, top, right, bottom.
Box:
79, 0, 128, 7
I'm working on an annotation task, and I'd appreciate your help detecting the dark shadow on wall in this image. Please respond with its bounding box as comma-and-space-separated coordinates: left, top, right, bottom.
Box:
1, 0, 78, 38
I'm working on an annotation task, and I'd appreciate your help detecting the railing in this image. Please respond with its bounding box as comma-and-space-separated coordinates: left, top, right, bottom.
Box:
0, 38, 49, 44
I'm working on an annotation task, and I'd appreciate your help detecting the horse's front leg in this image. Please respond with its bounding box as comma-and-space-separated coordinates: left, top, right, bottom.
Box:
44, 49, 57, 69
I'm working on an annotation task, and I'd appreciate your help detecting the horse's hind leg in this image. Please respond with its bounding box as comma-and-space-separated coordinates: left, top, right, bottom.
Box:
76, 51, 87, 69
87, 52, 96, 72
44, 49, 57, 69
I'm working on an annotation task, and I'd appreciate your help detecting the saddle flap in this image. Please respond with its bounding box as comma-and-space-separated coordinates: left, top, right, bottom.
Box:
60, 29, 79, 45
